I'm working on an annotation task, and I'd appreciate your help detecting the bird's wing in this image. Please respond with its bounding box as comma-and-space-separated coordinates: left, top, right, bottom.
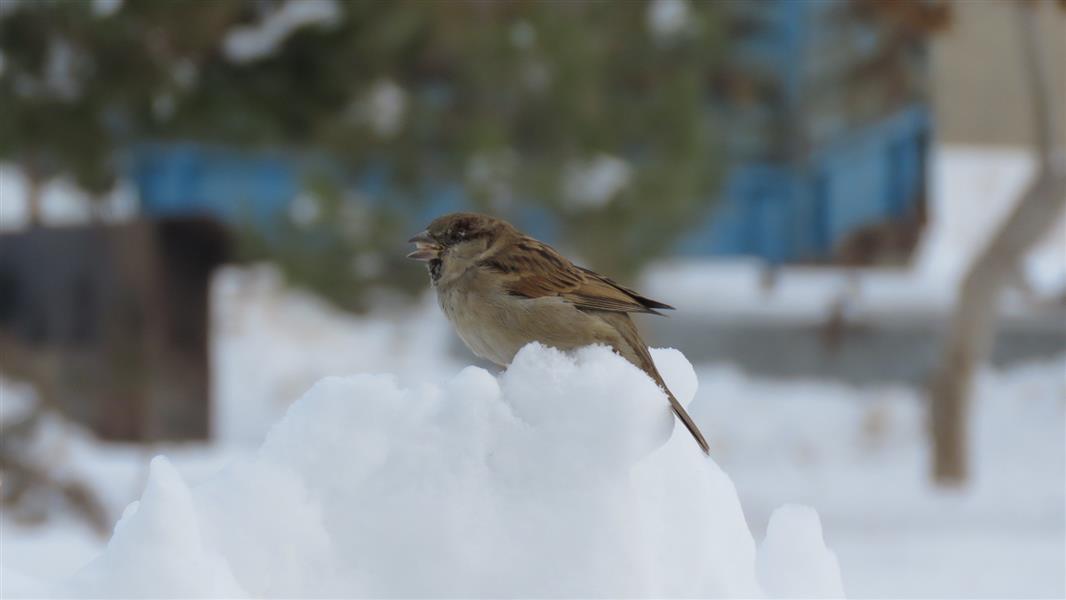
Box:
481, 237, 674, 315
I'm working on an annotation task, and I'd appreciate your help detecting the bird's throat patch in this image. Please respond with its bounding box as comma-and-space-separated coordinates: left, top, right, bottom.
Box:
429, 258, 442, 284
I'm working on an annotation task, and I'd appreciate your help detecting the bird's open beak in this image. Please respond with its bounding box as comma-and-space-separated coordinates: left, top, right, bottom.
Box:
406, 230, 441, 262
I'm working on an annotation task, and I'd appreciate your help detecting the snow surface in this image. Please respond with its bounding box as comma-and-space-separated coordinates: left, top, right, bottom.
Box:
10, 345, 843, 598
694, 356, 1066, 599
757, 505, 844, 599
211, 265, 462, 443
0, 382, 247, 589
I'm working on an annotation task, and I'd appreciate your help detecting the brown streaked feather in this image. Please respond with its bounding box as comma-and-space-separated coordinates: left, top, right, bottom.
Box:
574, 267, 675, 314
483, 237, 674, 316
422, 215, 709, 454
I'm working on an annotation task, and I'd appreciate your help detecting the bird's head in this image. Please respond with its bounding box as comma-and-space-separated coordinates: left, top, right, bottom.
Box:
407, 212, 511, 267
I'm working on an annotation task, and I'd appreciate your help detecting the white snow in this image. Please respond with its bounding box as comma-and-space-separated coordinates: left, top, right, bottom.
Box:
694, 356, 1066, 599
563, 154, 632, 210
75, 457, 246, 599
757, 505, 845, 599
223, 0, 340, 64
0, 164, 138, 230
15, 345, 843, 598
211, 265, 462, 443
647, 0, 691, 39
360, 79, 407, 139
923, 146, 1066, 297
0, 378, 248, 590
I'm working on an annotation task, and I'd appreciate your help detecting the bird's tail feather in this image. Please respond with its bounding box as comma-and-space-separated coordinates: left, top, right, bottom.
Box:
612, 317, 711, 455
665, 387, 710, 455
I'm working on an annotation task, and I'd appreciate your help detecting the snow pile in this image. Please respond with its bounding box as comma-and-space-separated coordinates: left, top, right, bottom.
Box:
692, 356, 1065, 598
57, 344, 841, 598
757, 505, 844, 599
0, 376, 251, 591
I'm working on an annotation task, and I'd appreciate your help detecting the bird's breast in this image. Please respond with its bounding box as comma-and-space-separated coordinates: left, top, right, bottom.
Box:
436, 278, 516, 366
436, 271, 625, 368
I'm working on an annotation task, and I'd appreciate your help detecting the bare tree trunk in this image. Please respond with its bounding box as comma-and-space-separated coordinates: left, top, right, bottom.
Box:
929, 2, 1066, 485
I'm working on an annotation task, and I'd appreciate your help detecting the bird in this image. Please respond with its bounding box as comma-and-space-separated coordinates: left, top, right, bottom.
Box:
407, 212, 710, 455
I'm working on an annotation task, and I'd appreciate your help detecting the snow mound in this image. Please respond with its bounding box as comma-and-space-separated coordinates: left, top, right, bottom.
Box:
758, 505, 845, 599
66, 344, 843, 598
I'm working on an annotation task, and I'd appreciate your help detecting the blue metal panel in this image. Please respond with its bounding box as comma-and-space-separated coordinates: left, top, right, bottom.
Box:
132, 144, 298, 228
681, 103, 931, 261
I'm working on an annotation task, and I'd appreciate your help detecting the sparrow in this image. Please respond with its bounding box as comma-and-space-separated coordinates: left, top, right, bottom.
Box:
407, 212, 709, 455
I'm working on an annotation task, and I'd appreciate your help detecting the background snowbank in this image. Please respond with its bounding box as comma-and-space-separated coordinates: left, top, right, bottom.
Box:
55, 345, 842, 598
212, 265, 462, 443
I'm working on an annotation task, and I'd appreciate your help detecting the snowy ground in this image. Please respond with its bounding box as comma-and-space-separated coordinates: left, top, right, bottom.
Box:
211, 265, 464, 443
694, 359, 1065, 598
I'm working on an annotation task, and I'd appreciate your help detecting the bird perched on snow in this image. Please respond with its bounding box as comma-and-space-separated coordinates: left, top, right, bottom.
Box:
407, 212, 709, 454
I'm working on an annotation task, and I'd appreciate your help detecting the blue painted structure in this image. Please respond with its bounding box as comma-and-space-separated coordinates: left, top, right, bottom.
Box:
132, 0, 930, 264
679, 105, 929, 262
131, 143, 299, 229
675, 0, 932, 262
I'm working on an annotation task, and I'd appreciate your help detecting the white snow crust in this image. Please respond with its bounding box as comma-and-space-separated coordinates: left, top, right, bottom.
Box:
58, 344, 842, 598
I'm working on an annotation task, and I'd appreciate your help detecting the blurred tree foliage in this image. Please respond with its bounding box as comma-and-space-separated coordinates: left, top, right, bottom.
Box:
0, 0, 725, 310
